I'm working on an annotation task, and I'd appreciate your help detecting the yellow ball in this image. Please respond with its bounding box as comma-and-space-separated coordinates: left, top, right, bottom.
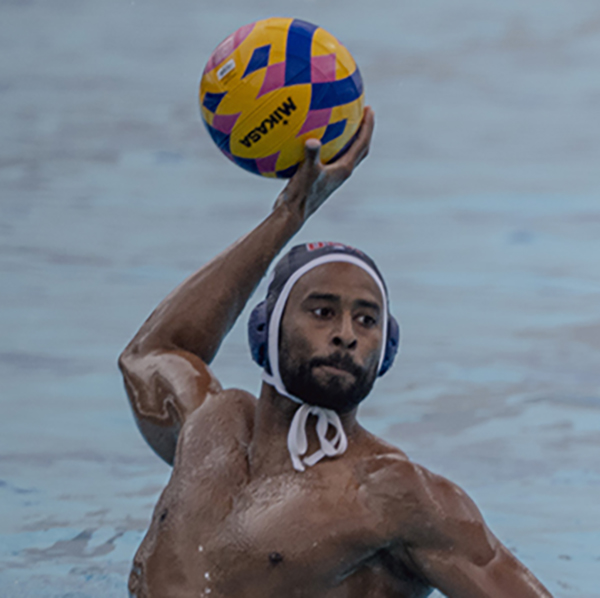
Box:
199, 18, 364, 178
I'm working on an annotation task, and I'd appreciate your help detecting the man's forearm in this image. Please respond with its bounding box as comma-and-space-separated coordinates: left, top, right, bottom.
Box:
125, 201, 303, 362
123, 109, 374, 362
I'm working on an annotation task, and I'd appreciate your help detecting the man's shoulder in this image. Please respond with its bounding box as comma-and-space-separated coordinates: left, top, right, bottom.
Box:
355, 432, 458, 494
360, 450, 465, 504
176, 387, 257, 456
354, 431, 418, 486
185, 386, 256, 422
356, 447, 483, 547
356, 450, 422, 498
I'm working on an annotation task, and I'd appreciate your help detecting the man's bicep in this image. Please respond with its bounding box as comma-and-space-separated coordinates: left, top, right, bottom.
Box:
404, 471, 552, 598
118, 347, 222, 465
410, 541, 552, 598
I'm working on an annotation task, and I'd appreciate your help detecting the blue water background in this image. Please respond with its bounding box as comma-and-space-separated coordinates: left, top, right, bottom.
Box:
1, 0, 599, 595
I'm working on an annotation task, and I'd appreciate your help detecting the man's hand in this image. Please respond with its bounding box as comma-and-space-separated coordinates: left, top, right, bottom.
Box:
274, 106, 375, 221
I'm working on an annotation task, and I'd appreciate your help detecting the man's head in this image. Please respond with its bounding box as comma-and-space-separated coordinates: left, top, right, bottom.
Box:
248, 242, 400, 412
279, 261, 383, 413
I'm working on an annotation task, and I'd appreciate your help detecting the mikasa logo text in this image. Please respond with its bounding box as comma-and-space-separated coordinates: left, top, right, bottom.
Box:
239, 97, 297, 147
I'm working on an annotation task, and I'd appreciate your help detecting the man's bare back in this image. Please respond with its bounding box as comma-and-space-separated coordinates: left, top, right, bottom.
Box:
120, 109, 552, 597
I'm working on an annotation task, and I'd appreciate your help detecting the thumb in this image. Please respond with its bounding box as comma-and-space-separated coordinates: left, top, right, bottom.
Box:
304, 138, 322, 165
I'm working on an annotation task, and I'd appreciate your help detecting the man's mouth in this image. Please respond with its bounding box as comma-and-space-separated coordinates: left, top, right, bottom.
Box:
310, 354, 362, 379
315, 364, 356, 378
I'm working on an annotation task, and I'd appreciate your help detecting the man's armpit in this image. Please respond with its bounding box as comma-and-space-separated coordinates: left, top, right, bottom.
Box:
171, 388, 256, 471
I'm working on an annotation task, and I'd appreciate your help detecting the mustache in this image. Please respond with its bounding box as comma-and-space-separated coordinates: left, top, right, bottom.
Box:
309, 353, 364, 378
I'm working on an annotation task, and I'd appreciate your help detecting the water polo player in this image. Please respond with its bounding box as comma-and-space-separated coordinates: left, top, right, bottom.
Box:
119, 108, 552, 597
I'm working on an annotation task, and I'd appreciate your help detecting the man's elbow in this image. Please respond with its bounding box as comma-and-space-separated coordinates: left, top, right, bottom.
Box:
117, 345, 180, 467
117, 349, 128, 378
118, 336, 143, 373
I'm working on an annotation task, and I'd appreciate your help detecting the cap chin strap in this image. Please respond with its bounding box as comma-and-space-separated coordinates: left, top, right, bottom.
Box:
262, 254, 389, 473
288, 403, 348, 472
263, 368, 349, 472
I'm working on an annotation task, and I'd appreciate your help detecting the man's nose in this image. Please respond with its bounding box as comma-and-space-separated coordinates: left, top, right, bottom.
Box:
332, 313, 357, 350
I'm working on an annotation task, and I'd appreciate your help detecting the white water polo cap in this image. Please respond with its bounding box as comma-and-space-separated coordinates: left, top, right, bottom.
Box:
248, 242, 400, 471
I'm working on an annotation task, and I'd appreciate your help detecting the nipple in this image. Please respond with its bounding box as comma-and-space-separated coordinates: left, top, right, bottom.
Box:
269, 552, 283, 565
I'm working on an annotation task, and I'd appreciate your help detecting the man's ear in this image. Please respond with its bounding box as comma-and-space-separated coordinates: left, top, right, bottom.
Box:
248, 300, 269, 370
379, 316, 400, 377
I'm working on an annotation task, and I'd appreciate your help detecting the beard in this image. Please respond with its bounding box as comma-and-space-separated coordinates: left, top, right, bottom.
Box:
279, 333, 379, 414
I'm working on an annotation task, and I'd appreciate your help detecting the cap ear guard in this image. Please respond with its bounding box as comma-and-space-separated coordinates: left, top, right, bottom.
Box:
378, 315, 400, 377
248, 300, 269, 369
248, 300, 400, 377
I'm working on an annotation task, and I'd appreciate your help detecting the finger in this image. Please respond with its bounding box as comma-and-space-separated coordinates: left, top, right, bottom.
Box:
304, 138, 322, 165
292, 138, 322, 185
280, 138, 322, 197
348, 106, 375, 162
358, 106, 375, 147
335, 106, 375, 169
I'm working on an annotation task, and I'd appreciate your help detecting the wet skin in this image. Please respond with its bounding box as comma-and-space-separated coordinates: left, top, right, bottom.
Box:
119, 108, 552, 597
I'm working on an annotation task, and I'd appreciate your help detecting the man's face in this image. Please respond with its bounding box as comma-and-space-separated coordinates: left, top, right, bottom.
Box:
278, 262, 384, 413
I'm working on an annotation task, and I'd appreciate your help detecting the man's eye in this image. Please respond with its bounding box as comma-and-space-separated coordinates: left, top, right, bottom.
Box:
357, 314, 376, 327
313, 307, 333, 318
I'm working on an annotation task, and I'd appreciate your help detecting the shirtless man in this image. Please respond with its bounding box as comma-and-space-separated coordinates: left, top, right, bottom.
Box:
119, 107, 553, 597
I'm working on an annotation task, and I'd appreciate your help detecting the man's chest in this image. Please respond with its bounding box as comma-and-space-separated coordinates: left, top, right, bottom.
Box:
135, 441, 430, 598
157, 457, 388, 591
182, 464, 377, 552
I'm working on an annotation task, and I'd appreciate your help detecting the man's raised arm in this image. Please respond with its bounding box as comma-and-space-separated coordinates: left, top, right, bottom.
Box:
118, 108, 374, 465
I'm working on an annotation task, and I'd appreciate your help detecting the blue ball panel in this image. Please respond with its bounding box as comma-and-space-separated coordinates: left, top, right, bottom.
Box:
203, 91, 227, 113
321, 119, 347, 145
309, 69, 363, 110
243, 45, 271, 79
285, 19, 317, 86
204, 121, 231, 153
234, 156, 261, 175
328, 128, 359, 163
